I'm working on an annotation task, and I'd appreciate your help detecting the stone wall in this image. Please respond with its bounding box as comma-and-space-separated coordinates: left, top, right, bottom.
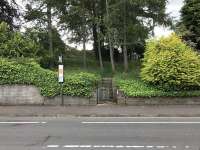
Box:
0, 85, 97, 106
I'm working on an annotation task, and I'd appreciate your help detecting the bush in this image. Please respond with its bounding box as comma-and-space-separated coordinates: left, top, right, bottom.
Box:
141, 34, 200, 90
0, 59, 99, 97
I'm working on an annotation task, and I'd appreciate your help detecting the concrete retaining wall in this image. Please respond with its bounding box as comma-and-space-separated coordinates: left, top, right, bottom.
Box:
0, 85, 43, 105
1, 85, 200, 106
0, 85, 97, 106
117, 97, 200, 105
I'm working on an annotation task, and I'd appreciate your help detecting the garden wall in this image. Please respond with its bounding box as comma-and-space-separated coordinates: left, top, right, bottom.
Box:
1, 85, 200, 106
117, 96, 200, 105
0, 85, 97, 106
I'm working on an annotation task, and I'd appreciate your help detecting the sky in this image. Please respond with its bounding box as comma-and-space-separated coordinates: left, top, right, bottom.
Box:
16, 0, 184, 50
154, 0, 184, 37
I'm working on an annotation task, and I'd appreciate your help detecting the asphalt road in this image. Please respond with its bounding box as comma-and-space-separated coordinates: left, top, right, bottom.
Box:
0, 117, 200, 150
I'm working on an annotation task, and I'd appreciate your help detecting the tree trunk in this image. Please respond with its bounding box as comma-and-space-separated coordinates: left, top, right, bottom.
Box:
123, 0, 128, 72
47, 3, 53, 67
83, 35, 87, 69
106, 0, 115, 73
92, 24, 99, 59
97, 24, 104, 71
92, 2, 99, 59
152, 19, 155, 37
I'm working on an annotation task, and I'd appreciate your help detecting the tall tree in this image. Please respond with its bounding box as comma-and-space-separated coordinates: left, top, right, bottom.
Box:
58, 0, 91, 69
24, 0, 57, 67
123, 0, 128, 72
106, 0, 115, 72
107, 0, 170, 72
0, 0, 19, 28
177, 0, 200, 50
58, 0, 105, 70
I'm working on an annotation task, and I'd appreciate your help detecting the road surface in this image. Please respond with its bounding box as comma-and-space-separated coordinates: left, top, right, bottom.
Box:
0, 117, 200, 150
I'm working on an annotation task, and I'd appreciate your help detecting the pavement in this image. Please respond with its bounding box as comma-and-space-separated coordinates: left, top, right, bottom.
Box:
1, 104, 200, 117
1, 117, 200, 150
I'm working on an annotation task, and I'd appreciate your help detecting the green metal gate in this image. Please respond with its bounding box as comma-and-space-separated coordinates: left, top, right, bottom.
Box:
97, 78, 117, 104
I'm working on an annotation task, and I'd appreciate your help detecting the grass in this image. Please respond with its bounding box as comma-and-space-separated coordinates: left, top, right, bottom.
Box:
61, 50, 200, 98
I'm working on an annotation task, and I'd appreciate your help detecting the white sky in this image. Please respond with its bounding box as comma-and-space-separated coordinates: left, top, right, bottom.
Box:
16, 0, 184, 50
154, 0, 184, 37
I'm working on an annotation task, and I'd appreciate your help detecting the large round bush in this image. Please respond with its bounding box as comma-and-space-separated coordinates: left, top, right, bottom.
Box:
141, 34, 200, 90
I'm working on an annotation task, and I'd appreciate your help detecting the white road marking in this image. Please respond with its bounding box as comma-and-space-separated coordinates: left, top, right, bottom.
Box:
172, 146, 177, 149
146, 146, 154, 148
185, 145, 190, 149
82, 121, 200, 124
0, 121, 46, 124
126, 146, 145, 148
45, 145, 179, 149
116, 145, 124, 148
156, 146, 168, 149
79, 145, 91, 148
63, 145, 79, 148
47, 145, 59, 148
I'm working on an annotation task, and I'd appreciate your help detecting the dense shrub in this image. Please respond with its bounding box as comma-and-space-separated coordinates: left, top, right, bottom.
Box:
0, 59, 99, 97
141, 34, 200, 90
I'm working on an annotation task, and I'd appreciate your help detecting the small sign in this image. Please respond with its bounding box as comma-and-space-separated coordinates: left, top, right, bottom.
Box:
58, 65, 64, 83
58, 56, 63, 63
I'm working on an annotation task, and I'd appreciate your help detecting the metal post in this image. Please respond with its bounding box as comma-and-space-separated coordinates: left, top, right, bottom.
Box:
61, 83, 64, 106
58, 55, 64, 106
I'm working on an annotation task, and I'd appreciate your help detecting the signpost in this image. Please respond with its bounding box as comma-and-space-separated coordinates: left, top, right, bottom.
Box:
58, 56, 64, 105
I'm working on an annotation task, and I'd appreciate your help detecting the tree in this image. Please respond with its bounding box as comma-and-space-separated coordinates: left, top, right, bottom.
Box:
177, 0, 200, 51
58, 0, 105, 70
0, 0, 19, 28
106, 0, 115, 72
106, 0, 170, 72
0, 22, 38, 58
24, 0, 58, 67
56, 0, 171, 73
58, 0, 91, 69
24, 27, 66, 68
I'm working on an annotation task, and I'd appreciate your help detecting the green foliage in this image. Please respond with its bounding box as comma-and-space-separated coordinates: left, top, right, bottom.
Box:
116, 78, 200, 97
115, 69, 200, 97
177, 0, 200, 50
141, 34, 200, 90
0, 22, 38, 58
0, 59, 99, 97
24, 28, 66, 68
0, 0, 19, 28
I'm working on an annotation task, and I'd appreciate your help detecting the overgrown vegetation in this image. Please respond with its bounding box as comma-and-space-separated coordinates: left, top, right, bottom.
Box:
115, 77, 200, 97
0, 59, 99, 97
115, 60, 200, 97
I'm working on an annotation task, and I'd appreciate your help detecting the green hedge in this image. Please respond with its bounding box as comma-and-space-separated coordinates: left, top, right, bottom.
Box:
0, 59, 99, 97
141, 34, 200, 91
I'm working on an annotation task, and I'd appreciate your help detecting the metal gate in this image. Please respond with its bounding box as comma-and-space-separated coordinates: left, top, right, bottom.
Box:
97, 78, 117, 103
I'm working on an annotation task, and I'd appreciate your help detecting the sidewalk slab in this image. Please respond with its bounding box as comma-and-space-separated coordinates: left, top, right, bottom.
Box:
1, 105, 200, 117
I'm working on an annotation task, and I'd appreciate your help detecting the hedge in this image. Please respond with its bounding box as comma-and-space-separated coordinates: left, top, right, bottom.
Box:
141, 34, 200, 91
0, 59, 99, 97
